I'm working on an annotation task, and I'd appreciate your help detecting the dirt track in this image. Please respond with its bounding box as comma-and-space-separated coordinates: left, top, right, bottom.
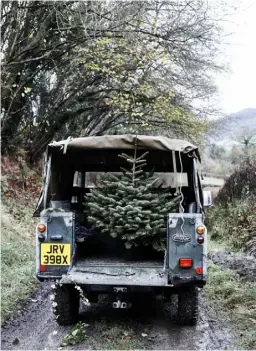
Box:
1, 280, 237, 351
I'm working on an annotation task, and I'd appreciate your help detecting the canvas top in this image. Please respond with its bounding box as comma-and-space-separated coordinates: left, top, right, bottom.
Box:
48, 135, 200, 159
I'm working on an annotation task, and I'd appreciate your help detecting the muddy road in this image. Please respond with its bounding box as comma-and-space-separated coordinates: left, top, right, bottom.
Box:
1, 281, 237, 351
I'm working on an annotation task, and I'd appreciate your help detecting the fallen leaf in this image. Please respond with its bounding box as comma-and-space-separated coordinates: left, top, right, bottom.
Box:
72, 329, 79, 337
52, 330, 58, 335
12, 338, 19, 345
141, 333, 148, 337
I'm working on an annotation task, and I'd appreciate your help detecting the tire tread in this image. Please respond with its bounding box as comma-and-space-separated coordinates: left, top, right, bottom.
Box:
177, 286, 199, 326
53, 284, 80, 325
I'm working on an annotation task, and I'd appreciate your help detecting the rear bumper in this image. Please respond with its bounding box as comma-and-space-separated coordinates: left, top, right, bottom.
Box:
37, 257, 206, 287
51, 266, 206, 287
171, 274, 206, 288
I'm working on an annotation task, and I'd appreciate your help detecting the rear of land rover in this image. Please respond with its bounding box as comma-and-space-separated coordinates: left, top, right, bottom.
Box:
35, 136, 206, 325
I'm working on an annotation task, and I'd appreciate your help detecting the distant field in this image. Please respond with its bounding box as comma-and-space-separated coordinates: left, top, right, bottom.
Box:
201, 177, 225, 187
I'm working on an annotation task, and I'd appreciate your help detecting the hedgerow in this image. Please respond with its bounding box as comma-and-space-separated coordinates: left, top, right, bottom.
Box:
207, 162, 256, 256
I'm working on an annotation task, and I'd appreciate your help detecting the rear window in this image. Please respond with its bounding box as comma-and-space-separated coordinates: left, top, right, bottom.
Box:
84, 172, 188, 188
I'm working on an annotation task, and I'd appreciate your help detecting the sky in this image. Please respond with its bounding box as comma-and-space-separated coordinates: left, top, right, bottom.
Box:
216, 0, 256, 114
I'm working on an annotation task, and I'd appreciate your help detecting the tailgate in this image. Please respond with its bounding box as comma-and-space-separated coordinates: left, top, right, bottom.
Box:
167, 213, 207, 283
61, 261, 170, 286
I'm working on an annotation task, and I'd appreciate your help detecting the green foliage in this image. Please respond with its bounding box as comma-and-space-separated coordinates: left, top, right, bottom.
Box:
205, 264, 238, 301
87, 144, 180, 251
1, 156, 41, 321
60, 321, 146, 349
205, 263, 256, 349
1, 156, 41, 220
1, 1, 225, 159
207, 196, 256, 255
217, 163, 256, 203
61, 322, 88, 346
75, 319, 146, 350
1, 205, 38, 321
207, 162, 256, 255
229, 144, 256, 165
100, 326, 140, 350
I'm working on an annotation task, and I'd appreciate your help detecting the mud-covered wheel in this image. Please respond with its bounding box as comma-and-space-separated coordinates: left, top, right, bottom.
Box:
53, 284, 80, 325
177, 286, 199, 326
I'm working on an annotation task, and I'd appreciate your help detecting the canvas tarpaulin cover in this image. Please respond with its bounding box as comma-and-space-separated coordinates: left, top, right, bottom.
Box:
48, 135, 200, 159
34, 135, 201, 215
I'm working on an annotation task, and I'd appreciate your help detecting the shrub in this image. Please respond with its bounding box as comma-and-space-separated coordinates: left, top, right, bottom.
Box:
208, 196, 256, 255
217, 162, 256, 204
207, 162, 256, 255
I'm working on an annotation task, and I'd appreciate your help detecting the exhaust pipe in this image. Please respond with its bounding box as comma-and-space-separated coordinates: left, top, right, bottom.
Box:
113, 300, 132, 309
113, 300, 121, 308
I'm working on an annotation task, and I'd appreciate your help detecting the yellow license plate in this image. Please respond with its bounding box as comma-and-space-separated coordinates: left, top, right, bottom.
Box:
40, 244, 71, 265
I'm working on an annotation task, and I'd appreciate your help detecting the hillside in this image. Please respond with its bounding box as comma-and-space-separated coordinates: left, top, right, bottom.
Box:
209, 108, 256, 146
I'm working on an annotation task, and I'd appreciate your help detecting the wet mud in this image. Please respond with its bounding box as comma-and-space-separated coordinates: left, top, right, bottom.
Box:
1, 281, 237, 351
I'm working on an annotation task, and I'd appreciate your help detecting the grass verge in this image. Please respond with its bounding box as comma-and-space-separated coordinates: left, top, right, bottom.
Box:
1, 205, 39, 322
1, 156, 42, 323
208, 237, 233, 253
204, 262, 256, 349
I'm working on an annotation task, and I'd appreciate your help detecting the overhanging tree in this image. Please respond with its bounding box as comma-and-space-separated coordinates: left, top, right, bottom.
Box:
1, 1, 231, 159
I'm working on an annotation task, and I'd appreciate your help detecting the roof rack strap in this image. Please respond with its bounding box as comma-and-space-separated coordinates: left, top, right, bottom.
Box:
172, 150, 179, 195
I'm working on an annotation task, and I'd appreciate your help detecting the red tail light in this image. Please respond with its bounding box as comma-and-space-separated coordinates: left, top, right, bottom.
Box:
195, 267, 203, 275
179, 258, 193, 268
40, 264, 46, 272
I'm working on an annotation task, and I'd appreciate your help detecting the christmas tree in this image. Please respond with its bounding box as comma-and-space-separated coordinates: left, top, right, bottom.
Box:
86, 141, 180, 251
